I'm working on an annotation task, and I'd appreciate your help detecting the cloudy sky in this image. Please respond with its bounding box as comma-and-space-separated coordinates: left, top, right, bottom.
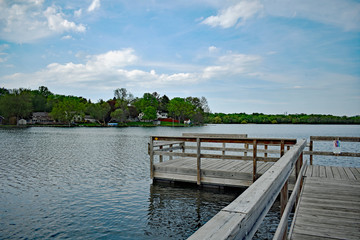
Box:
0, 0, 359, 116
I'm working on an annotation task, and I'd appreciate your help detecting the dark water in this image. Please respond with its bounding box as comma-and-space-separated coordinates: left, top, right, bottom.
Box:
1, 125, 359, 239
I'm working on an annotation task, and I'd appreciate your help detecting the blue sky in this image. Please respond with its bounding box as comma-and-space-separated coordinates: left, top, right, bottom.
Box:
0, 0, 359, 116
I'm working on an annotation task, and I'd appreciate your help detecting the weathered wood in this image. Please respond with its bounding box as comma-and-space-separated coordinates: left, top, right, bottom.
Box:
289, 172, 360, 240
182, 133, 248, 138
310, 136, 360, 142
252, 139, 257, 182
273, 161, 308, 240
304, 150, 360, 157
150, 136, 154, 179
280, 180, 288, 217
188, 139, 307, 240
196, 138, 201, 185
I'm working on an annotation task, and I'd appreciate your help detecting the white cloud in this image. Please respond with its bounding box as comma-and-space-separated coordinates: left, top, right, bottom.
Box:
202, 53, 262, 78
0, 1, 86, 43
61, 35, 73, 40
264, 0, 360, 31
88, 0, 101, 12
202, 1, 263, 28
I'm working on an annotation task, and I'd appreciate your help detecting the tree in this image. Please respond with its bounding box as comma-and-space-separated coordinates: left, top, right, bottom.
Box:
142, 106, 157, 121
168, 97, 195, 122
0, 91, 33, 124
88, 102, 110, 125
134, 93, 159, 112
110, 108, 127, 123
51, 97, 85, 126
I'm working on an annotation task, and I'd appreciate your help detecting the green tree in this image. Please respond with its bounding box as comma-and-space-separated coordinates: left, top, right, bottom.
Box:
88, 102, 110, 125
168, 97, 195, 122
134, 93, 159, 112
0, 91, 33, 124
142, 106, 157, 121
51, 97, 85, 126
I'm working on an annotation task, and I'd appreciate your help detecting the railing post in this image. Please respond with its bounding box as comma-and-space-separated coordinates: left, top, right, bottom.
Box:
244, 143, 248, 157
252, 140, 257, 182
222, 142, 226, 160
159, 145, 163, 162
169, 144, 173, 160
196, 138, 201, 185
280, 180, 289, 238
150, 136, 154, 179
264, 144, 268, 158
309, 140, 313, 165
280, 140, 285, 157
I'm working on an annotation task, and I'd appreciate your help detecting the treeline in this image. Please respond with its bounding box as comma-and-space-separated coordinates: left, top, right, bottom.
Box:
206, 112, 360, 124
0, 86, 210, 125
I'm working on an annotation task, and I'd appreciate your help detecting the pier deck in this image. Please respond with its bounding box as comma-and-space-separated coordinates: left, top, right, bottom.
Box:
154, 157, 295, 187
289, 165, 360, 240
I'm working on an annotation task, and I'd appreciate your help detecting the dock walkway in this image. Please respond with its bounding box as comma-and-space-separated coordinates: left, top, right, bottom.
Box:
154, 157, 295, 187
289, 165, 360, 240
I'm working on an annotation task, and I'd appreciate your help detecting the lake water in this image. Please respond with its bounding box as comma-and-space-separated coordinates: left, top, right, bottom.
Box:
1, 124, 359, 239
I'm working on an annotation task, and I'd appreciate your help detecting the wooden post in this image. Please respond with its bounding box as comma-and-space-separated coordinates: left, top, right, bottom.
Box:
196, 138, 201, 185
252, 140, 257, 182
280, 140, 285, 157
264, 144, 268, 158
309, 140, 313, 165
222, 142, 226, 160
159, 145, 163, 162
280, 181, 288, 215
244, 143, 248, 157
150, 137, 154, 179
280, 180, 289, 239
169, 144, 173, 160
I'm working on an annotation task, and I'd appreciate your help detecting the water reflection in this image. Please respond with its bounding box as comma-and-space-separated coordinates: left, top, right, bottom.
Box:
146, 182, 242, 239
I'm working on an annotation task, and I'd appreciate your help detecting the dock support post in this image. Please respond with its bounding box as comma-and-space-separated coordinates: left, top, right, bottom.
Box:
244, 143, 248, 156
150, 136, 154, 179
309, 140, 313, 165
169, 144, 173, 160
159, 145, 163, 162
280, 140, 285, 157
196, 138, 201, 185
252, 140, 257, 182
222, 142, 226, 160
264, 144, 268, 158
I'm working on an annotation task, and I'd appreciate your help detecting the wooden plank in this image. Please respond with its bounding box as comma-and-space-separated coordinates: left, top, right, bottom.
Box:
324, 165, 333, 178
337, 167, 349, 179
182, 133, 247, 138
319, 165, 326, 178
331, 166, 341, 179
310, 136, 360, 142
350, 167, 360, 180
303, 151, 360, 157
344, 167, 356, 180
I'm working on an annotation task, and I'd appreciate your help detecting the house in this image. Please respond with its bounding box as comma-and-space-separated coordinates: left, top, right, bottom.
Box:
18, 119, 27, 125
32, 112, 54, 124
84, 115, 97, 123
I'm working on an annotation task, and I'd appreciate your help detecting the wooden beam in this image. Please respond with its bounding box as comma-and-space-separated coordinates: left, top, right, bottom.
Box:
253, 140, 257, 182
310, 136, 360, 142
196, 138, 201, 185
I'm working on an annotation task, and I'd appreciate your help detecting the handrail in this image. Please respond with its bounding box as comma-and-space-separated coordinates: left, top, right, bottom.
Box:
149, 136, 297, 184
306, 136, 360, 164
187, 139, 307, 240
273, 160, 308, 240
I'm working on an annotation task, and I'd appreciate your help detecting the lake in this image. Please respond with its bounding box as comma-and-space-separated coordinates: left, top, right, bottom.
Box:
1, 124, 359, 239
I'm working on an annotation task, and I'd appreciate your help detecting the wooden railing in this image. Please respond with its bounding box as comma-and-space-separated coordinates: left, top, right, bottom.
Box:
304, 136, 360, 165
188, 139, 307, 239
149, 135, 297, 184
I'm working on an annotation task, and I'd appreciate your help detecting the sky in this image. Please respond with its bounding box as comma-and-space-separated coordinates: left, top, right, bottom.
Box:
0, 0, 359, 116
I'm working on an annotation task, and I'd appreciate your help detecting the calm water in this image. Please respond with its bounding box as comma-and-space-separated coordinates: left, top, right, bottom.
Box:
1, 125, 359, 239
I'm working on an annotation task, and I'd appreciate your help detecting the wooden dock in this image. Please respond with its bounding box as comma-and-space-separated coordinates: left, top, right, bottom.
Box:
288, 165, 360, 240
153, 157, 296, 187
148, 134, 360, 239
